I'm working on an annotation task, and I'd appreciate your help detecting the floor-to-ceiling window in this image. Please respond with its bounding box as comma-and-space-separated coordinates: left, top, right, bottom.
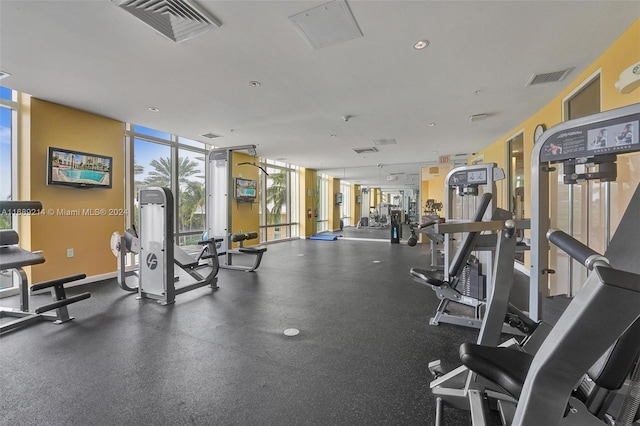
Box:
0, 86, 18, 296
177, 139, 207, 246
126, 125, 209, 253
259, 159, 299, 242
340, 182, 351, 227
507, 132, 525, 263
316, 173, 329, 232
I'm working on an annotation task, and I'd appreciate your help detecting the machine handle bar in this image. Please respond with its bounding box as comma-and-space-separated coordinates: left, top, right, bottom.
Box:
418, 218, 440, 229
546, 229, 609, 270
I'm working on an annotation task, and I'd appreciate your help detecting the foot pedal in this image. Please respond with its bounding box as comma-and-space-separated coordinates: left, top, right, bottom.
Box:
428, 360, 445, 378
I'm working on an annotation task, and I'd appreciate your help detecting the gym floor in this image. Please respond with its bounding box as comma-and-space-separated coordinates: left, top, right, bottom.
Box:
1, 228, 528, 425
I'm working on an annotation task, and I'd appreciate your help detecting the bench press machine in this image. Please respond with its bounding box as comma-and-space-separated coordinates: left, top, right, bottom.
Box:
411, 193, 533, 334
111, 187, 221, 304
0, 201, 90, 334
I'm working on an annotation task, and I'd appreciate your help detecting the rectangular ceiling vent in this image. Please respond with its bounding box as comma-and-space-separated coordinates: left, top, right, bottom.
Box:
288, 0, 363, 49
0, 70, 11, 80
526, 67, 574, 86
353, 147, 378, 154
112, 0, 221, 43
200, 132, 221, 139
373, 138, 397, 146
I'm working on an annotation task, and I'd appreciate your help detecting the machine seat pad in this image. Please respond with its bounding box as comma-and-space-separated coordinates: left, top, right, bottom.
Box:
173, 245, 199, 269
238, 247, 267, 254
459, 343, 533, 399
0, 245, 45, 270
409, 267, 446, 286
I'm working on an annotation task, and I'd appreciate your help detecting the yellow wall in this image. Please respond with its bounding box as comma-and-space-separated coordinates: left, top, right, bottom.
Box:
371, 188, 380, 209
23, 98, 125, 284
230, 152, 260, 247
351, 184, 361, 224
474, 19, 640, 219
298, 167, 317, 238
420, 171, 447, 213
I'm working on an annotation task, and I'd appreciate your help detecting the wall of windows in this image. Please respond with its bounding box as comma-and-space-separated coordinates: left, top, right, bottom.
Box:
0, 86, 15, 229
340, 182, 351, 227
126, 124, 210, 249
0, 86, 17, 296
316, 173, 329, 232
259, 159, 299, 242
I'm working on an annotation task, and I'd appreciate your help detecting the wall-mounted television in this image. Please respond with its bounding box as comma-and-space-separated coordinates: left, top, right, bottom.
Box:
47, 147, 113, 189
335, 192, 343, 205
235, 177, 257, 202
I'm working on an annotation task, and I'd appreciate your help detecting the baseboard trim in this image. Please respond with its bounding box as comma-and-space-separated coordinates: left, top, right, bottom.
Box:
30, 271, 117, 295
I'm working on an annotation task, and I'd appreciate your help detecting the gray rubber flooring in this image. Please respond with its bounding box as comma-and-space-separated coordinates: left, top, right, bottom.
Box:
0, 234, 527, 425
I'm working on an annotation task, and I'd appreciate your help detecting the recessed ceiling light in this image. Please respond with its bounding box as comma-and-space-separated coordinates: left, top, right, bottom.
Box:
0, 70, 11, 80
330, 134, 337, 138
148, 107, 160, 112
249, 81, 261, 87
413, 39, 430, 50
428, 123, 436, 127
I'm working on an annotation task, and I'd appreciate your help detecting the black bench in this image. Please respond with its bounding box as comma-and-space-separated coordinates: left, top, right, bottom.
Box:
0, 201, 91, 334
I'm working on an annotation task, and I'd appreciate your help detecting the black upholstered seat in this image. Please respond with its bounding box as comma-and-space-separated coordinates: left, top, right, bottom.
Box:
409, 268, 445, 286
459, 343, 534, 399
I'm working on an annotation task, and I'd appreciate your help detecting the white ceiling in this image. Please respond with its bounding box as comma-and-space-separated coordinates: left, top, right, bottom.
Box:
1, 0, 638, 191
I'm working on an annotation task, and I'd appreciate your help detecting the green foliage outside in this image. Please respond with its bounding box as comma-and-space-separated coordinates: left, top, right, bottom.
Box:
0, 213, 10, 230
265, 170, 287, 225
134, 157, 204, 236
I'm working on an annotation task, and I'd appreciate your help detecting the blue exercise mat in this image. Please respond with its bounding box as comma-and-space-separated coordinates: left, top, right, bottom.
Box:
310, 234, 338, 241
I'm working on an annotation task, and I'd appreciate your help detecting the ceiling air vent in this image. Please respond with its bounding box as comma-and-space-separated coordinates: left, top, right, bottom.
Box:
112, 0, 221, 43
353, 147, 378, 154
288, 0, 363, 49
526, 67, 574, 86
0, 70, 11, 80
373, 138, 397, 146
200, 132, 221, 139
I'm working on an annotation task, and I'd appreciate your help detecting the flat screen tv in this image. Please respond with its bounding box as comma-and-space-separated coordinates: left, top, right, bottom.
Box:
47, 147, 113, 189
235, 177, 257, 202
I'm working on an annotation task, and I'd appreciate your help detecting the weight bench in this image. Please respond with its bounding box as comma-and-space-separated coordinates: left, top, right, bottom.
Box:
173, 240, 220, 289
222, 232, 267, 272
0, 201, 90, 334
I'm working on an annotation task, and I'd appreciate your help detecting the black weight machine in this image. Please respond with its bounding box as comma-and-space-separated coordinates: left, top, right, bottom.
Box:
0, 201, 90, 334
